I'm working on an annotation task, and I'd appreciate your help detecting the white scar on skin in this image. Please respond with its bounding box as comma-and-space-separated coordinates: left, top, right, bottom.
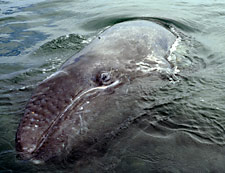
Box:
64, 79, 120, 113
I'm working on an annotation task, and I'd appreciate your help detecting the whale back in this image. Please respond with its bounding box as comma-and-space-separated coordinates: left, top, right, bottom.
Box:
61, 20, 176, 74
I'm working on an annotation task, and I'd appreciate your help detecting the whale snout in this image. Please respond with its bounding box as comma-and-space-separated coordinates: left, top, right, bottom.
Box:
16, 71, 85, 161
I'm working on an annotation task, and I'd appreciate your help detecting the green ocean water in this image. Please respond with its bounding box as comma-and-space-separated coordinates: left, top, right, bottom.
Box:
0, 0, 225, 172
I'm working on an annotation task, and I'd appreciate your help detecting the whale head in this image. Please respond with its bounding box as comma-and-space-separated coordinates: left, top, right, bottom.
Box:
15, 20, 176, 163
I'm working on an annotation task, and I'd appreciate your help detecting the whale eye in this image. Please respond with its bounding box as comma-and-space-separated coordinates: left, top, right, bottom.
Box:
95, 71, 112, 86
100, 72, 111, 83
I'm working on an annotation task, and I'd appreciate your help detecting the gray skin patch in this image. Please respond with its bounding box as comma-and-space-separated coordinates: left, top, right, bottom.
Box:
15, 20, 177, 162
156, 37, 168, 51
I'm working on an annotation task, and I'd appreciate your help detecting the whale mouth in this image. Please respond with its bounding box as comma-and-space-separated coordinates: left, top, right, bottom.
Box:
16, 76, 121, 161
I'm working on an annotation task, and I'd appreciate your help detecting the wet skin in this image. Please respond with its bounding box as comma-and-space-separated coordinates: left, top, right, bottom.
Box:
15, 20, 176, 162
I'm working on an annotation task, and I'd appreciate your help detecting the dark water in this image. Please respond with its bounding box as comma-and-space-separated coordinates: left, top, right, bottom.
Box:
0, 0, 225, 172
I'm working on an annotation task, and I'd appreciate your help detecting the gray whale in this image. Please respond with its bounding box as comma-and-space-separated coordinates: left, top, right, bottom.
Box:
15, 20, 177, 162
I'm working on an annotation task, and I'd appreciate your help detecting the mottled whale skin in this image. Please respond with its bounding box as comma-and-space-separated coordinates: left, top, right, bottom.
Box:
15, 20, 176, 162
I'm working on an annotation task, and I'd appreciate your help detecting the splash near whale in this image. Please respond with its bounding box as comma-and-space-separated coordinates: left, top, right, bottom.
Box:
15, 20, 178, 163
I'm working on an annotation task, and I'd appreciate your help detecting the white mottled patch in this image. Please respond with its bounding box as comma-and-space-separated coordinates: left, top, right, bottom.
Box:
24, 126, 31, 130
135, 61, 158, 73
135, 35, 181, 76
145, 53, 165, 65
23, 147, 28, 150
27, 144, 36, 153
31, 159, 44, 165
